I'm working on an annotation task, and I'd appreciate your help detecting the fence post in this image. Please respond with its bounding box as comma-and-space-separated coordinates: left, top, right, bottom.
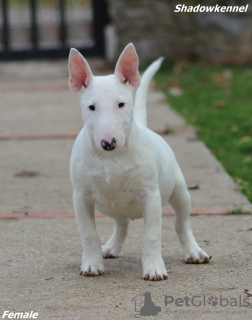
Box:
59, 0, 66, 48
92, 0, 106, 56
30, 0, 38, 49
2, 0, 9, 51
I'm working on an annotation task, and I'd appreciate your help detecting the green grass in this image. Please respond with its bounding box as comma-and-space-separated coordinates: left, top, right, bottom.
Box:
154, 61, 252, 203
225, 208, 251, 215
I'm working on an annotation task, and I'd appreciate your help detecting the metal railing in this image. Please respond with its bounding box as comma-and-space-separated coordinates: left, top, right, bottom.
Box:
0, 0, 108, 60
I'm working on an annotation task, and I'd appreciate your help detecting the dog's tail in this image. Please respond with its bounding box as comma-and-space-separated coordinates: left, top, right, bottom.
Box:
134, 57, 164, 127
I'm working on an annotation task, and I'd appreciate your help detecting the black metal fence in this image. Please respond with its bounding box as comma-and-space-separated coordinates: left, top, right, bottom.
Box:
0, 0, 109, 60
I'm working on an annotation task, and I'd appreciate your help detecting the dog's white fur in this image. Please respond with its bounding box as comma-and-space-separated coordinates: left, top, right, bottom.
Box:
68, 43, 209, 280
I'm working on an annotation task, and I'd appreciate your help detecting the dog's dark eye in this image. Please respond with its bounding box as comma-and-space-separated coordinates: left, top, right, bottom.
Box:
89, 105, 95, 111
118, 102, 125, 108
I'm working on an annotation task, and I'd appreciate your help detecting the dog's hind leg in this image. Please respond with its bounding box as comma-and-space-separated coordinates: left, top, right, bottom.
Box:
169, 166, 210, 264
102, 218, 130, 258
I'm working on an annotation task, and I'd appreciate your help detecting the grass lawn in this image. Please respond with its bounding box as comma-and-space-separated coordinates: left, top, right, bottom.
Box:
154, 61, 252, 203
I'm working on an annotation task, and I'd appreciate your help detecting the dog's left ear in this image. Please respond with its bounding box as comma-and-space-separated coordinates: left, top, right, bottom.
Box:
115, 43, 140, 88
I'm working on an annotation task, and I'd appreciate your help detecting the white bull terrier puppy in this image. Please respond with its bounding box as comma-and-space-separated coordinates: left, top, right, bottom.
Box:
68, 43, 210, 281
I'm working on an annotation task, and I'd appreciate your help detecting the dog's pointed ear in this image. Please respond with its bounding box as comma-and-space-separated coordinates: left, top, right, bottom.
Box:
115, 43, 140, 88
68, 48, 93, 93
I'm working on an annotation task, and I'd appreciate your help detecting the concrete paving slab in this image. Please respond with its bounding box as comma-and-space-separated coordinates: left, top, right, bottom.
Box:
0, 140, 73, 213
0, 59, 107, 85
166, 134, 252, 211
0, 215, 251, 319
146, 90, 186, 130
0, 89, 82, 135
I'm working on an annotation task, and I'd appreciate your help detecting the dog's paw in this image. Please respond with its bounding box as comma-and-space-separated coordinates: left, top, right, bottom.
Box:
80, 257, 105, 276
142, 255, 168, 281
184, 249, 211, 264
101, 243, 121, 259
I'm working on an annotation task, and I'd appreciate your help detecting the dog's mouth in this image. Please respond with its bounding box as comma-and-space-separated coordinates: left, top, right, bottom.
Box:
101, 138, 116, 151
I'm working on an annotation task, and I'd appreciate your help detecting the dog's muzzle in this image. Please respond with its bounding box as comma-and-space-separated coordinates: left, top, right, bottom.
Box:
101, 138, 117, 151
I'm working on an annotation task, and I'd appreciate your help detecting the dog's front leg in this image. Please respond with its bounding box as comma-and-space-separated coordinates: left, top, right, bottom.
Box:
73, 190, 104, 276
142, 191, 168, 281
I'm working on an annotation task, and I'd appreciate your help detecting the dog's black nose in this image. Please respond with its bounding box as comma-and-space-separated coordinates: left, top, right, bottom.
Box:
101, 138, 117, 151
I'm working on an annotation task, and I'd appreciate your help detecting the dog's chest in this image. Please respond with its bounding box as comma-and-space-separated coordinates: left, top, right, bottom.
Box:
89, 162, 147, 216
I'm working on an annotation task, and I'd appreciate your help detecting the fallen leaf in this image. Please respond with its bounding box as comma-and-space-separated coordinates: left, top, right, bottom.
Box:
149, 80, 157, 89
214, 72, 230, 88
167, 80, 182, 88
186, 136, 200, 142
188, 184, 200, 190
159, 80, 182, 89
223, 69, 232, 79
200, 74, 211, 82
173, 63, 182, 76
239, 136, 251, 143
169, 87, 184, 96
14, 170, 40, 177
173, 60, 189, 76
231, 125, 238, 133
215, 73, 226, 85
244, 156, 252, 162
213, 101, 225, 109
234, 186, 243, 191
244, 289, 252, 297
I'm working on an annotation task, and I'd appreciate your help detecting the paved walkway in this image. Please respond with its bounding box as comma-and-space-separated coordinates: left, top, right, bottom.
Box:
0, 60, 252, 319
0, 60, 251, 216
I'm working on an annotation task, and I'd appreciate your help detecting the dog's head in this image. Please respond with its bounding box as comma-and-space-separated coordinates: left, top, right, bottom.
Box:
68, 43, 140, 152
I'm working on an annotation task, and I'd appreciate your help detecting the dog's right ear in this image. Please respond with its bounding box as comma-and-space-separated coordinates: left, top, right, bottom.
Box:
68, 48, 93, 93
